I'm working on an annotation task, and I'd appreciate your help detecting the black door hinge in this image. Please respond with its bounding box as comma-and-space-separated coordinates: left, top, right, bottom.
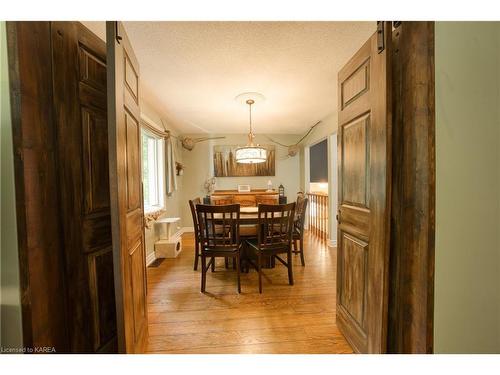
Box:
115, 22, 122, 44
377, 21, 385, 54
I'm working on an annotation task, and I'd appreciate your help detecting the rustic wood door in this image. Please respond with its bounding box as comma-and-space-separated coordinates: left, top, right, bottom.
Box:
336, 21, 392, 353
51, 21, 117, 353
106, 21, 148, 353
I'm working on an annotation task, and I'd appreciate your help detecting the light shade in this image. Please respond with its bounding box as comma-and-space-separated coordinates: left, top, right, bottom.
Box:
235, 146, 267, 164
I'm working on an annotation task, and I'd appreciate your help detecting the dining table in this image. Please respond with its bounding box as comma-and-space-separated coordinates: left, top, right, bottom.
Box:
211, 205, 296, 270
212, 206, 291, 224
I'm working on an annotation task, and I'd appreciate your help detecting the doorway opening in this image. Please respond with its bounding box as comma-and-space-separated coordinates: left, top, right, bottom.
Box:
304, 138, 330, 243
7, 20, 435, 355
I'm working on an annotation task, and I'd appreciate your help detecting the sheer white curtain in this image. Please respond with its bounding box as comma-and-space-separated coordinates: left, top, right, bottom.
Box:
165, 136, 177, 196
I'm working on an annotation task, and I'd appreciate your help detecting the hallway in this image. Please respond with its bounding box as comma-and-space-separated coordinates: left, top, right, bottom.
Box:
146, 232, 353, 353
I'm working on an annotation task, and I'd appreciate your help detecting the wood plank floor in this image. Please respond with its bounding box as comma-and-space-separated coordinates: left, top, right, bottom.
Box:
145, 231, 353, 353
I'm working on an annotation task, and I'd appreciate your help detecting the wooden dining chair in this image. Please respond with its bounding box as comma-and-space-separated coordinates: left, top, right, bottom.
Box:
189, 198, 214, 272
292, 195, 309, 266
210, 194, 238, 268
210, 195, 234, 205
196, 204, 242, 293
245, 202, 296, 293
255, 194, 279, 205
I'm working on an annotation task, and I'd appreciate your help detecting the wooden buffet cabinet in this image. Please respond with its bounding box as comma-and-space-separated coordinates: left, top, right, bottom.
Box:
208, 189, 286, 207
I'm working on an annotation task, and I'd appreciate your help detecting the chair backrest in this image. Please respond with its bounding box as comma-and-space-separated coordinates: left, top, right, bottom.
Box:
210, 195, 234, 205
295, 195, 309, 234
255, 194, 279, 206
196, 204, 240, 249
189, 197, 202, 241
256, 202, 296, 249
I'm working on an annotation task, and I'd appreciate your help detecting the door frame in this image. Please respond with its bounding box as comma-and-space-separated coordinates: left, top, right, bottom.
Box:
6, 21, 70, 351
387, 21, 435, 354
328, 132, 338, 247
303, 132, 338, 247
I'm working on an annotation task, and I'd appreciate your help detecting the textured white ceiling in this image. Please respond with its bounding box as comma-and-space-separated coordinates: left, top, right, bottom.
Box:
82, 21, 375, 134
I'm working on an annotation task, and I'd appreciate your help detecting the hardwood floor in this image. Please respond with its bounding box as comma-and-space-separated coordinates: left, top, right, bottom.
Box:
145, 231, 353, 353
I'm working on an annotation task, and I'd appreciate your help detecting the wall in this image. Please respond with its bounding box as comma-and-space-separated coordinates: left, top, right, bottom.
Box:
180, 133, 301, 227
0, 21, 24, 350
140, 100, 184, 260
434, 22, 500, 353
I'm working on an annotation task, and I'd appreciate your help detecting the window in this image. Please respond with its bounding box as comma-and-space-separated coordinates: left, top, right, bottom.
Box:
309, 139, 328, 183
141, 129, 165, 212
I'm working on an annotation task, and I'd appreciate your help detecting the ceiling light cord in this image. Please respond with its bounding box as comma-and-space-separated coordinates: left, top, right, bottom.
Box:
249, 101, 253, 134
246, 99, 256, 145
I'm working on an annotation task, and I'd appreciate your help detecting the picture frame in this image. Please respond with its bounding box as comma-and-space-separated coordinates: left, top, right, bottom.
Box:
237, 184, 251, 193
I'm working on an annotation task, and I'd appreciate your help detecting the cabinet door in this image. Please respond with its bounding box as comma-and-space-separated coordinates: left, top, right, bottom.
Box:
234, 195, 256, 207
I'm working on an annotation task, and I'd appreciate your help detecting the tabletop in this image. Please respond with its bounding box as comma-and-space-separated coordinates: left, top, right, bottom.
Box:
212, 206, 294, 225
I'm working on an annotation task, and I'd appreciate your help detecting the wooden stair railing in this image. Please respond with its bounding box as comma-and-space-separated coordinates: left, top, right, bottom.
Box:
306, 192, 328, 242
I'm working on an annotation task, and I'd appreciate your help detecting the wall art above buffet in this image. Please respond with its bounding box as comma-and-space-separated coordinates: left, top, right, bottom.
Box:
213, 144, 276, 177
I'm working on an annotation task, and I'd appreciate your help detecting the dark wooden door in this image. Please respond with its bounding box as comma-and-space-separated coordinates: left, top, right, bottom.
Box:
106, 21, 148, 353
336, 22, 392, 353
51, 22, 117, 353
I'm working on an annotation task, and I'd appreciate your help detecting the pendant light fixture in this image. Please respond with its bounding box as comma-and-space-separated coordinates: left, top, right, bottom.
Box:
235, 98, 267, 164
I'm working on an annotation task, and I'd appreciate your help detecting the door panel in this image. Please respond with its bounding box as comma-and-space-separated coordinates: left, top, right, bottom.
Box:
51, 21, 116, 353
82, 107, 110, 213
339, 233, 368, 327
125, 112, 141, 210
341, 114, 370, 207
337, 22, 392, 353
107, 21, 148, 353
341, 59, 370, 109
129, 241, 147, 343
88, 248, 116, 350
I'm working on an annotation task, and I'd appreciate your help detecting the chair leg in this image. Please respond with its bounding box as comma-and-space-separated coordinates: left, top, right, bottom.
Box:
287, 249, 294, 285
299, 237, 305, 266
258, 252, 263, 294
201, 255, 207, 292
194, 242, 199, 271
211, 257, 215, 272
225, 257, 229, 269
236, 254, 241, 294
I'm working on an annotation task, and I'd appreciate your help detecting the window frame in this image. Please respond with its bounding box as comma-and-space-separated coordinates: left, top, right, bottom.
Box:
141, 128, 165, 213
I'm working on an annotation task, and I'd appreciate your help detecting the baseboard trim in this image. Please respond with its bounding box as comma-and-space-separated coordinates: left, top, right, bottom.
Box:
146, 251, 156, 266
328, 239, 337, 248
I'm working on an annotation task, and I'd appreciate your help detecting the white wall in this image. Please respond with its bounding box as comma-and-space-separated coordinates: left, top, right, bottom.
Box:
1, 21, 24, 349
434, 21, 500, 353
180, 133, 301, 227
